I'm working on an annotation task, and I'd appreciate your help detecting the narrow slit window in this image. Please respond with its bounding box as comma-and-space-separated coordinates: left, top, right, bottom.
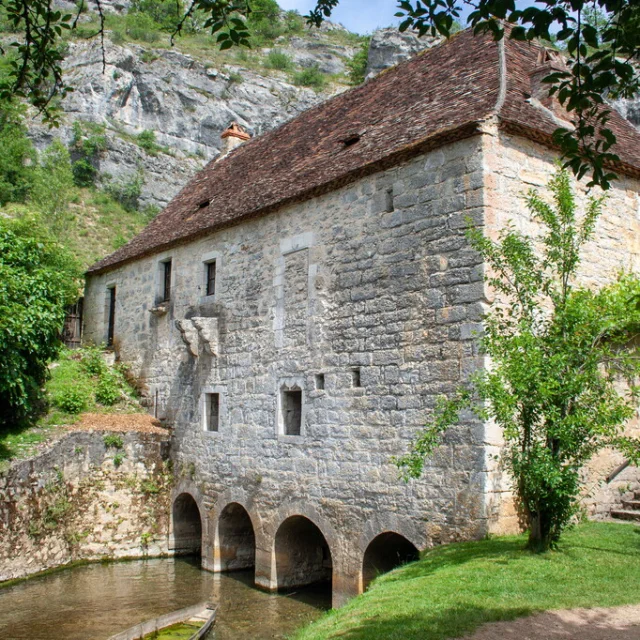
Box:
107, 286, 116, 347
207, 393, 220, 432
351, 368, 361, 388
315, 373, 325, 390
282, 389, 302, 436
162, 260, 172, 302
206, 260, 217, 296
385, 187, 394, 212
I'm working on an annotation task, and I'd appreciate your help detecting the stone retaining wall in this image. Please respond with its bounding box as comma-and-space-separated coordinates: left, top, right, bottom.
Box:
0, 430, 172, 583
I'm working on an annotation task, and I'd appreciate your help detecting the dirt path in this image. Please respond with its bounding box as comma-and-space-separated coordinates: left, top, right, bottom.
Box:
461, 604, 640, 639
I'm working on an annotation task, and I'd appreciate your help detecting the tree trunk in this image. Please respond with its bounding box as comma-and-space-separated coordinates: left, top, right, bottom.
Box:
527, 509, 553, 552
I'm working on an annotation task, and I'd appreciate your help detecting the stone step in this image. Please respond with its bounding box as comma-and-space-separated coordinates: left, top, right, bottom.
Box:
621, 499, 640, 511
611, 509, 640, 522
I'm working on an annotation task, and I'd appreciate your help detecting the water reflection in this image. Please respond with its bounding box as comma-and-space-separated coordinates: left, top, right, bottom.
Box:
0, 558, 330, 640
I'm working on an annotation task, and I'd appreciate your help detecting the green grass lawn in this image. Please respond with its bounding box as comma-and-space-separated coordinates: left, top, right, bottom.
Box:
294, 522, 640, 640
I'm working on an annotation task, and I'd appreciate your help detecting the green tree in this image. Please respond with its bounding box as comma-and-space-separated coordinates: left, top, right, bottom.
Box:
30, 139, 76, 232
346, 36, 371, 85
0, 215, 81, 428
396, 169, 640, 551
0, 100, 36, 205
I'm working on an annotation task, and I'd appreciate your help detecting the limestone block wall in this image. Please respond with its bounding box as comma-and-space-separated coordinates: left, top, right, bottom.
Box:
0, 431, 172, 583
84, 136, 489, 604
482, 126, 640, 532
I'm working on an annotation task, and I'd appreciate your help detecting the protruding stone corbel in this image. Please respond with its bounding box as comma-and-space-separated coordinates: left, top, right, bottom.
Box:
175, 319, 199, 356
192, 317, 219, 356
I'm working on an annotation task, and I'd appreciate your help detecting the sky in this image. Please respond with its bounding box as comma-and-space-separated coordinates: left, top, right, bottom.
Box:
277, 0, 538, 36
278, 0, 406, 34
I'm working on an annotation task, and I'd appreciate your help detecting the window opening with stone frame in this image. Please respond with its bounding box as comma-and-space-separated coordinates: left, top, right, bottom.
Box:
206, 260, 217, 296
107, 286, 116, 347
282, 389, 302, 436
351, 368, 361, 388
205, 393, 220, 432
161, 259, 172, 302
315, 373, 325, 390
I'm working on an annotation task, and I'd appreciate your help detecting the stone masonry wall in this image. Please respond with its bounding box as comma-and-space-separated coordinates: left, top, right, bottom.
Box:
482, 125, 640, 532
0, 431, 172, 582
83, 136, 488, 603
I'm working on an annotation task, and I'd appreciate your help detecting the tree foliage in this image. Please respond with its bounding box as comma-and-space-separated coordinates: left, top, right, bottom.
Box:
0, 99, 36, 205
0, 215, 81, 428
396, 169, 640, 551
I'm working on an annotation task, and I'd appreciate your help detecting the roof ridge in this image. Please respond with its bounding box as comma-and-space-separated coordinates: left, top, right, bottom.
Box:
493, 35, 508, 115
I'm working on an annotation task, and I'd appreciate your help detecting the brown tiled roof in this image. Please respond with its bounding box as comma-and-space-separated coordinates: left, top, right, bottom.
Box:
87, 29, 640, 275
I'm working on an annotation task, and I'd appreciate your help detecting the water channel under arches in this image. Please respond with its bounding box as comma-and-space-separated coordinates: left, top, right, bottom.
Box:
172, 493, 203, 556
216, 502, 256, 572
274, 515, 333, 591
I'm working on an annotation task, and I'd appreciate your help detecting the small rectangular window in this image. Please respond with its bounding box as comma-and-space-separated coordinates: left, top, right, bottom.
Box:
351, 368, 361, 388
162, 260, 172, 302
385, 187, 394, 212
206, 393, 220, 432
282, 389, 302, 436
107, 286, 116, 347
315, 373, 325, 390
206, 260, 216, 296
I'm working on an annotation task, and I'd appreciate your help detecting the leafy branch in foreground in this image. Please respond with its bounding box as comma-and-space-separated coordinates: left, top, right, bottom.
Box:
396, 169, 640, 552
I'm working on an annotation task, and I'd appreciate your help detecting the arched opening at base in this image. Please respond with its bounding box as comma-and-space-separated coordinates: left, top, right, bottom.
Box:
217, 502, 256, 571
172, 493, 202, 556
362, 531, 419, 589
275, 516, 332, 591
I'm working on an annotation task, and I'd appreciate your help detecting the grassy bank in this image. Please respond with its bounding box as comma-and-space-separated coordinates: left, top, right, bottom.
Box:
294, 522, 640, 640
0, 348, 143, 470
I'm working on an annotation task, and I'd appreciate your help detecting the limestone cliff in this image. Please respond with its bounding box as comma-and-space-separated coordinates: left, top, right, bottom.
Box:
28, 21, 359, 209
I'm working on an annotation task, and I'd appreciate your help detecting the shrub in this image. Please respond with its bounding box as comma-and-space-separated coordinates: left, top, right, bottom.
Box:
96, 374, 122, 406
30, 140, 76, 231
113, 451, 126, 468
247, 0, 283, 44
81, 346, 108, 377
54, 388, 88, 414
103, 434, 124, 449
72, 159, 98, 188
105, 171, 144, 212
0, 99, 37, 205
136, 129, 161, 155
293, 65, 327, 90
123, 12, 160, 43
347, 37, 371, 85
265, 49, 293, 71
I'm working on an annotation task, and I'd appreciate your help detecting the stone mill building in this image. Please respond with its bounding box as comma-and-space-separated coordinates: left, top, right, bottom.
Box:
83, 29, 640, 606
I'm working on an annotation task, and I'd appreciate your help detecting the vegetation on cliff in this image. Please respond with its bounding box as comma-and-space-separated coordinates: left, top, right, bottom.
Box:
295, 522, 640, 640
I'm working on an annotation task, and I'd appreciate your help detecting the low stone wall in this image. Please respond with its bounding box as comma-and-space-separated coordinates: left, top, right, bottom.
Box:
0, 430, 172, 583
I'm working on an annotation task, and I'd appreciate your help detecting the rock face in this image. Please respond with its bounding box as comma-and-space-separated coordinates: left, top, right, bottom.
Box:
365, 27, 439, 80
611, 96, 640, 128
29, 33, 351, 209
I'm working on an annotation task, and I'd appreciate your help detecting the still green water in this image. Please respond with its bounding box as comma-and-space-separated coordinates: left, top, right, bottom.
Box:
0, 557, 330, 640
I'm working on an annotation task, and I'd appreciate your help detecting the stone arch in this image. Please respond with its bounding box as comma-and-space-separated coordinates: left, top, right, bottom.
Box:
274, 515, 333, 590
362, 531, 420, 589
171, 492, 203, 555
215, 502, 256, 572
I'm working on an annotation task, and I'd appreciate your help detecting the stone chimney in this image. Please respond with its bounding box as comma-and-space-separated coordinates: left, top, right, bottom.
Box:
219, 122, 250, 159
528, 49, 569, 119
